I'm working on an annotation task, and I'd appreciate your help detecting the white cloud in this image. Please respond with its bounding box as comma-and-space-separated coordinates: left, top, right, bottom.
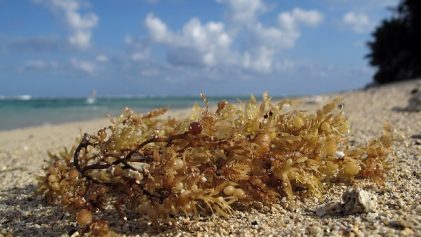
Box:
217, 0, 266, 24
70, 58, 96, 74
241, 46, 274, 72
288, 8, 324, 27
266, 8, 323, 50
145, 14, 170, 42
33, 0, 98, 49
144, 4, 323, 73
145, 14, 232, 67
343, 11, 370, 33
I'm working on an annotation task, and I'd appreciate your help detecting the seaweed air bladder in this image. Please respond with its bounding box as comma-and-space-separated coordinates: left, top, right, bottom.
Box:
37, 93, 393, 235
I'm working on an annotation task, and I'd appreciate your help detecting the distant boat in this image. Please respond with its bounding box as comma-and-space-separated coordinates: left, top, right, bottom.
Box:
86, 90, 96, 104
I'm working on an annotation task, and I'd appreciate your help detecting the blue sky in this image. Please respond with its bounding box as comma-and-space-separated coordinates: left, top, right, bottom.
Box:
0, 0, 399, 97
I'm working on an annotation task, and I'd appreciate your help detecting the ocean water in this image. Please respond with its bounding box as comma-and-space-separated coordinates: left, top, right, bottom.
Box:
0, 96, 264, 131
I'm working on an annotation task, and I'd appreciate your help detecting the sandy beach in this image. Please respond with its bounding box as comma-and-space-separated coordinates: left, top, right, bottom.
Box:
1, 80, 420, 236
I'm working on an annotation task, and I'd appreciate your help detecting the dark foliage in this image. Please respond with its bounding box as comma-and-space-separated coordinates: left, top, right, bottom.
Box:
367, 0, 421, 84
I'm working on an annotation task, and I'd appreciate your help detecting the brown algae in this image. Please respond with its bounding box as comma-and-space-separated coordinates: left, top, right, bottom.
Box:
37, 94, 393, 235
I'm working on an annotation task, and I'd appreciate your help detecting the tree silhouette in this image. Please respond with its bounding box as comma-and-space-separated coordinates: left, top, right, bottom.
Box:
367, 0, 421, 84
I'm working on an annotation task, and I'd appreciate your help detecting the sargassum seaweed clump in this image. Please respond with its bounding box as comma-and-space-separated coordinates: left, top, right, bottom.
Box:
37, 94, 393, 235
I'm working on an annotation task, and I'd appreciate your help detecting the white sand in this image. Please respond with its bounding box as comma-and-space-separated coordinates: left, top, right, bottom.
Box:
0, 80, 420, 236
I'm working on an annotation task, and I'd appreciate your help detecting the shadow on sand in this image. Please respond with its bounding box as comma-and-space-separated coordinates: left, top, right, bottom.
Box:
0, 185, 74, 236
0, 185, 201, 236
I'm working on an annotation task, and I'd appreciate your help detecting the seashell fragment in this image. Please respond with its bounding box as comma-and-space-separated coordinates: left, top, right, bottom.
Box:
316, 188, 377, 217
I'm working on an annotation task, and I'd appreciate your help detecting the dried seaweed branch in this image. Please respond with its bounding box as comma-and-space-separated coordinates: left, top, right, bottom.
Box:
37, 95, 393, 236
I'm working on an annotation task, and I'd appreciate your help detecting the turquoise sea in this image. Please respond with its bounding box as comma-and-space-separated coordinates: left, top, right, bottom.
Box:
0, 96, 273, 131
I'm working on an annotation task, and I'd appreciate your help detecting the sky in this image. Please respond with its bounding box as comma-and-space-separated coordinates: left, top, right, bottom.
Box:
0, 0, 400, 97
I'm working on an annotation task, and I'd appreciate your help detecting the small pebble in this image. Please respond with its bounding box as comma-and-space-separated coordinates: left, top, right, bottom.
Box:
397, 199, 405, 208
308, 225, 322, 235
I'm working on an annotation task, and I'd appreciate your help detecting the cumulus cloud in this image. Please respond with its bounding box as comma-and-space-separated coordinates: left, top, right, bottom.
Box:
145, 14, 170, 42
144, 1, 323, 72
244, 7, 322, 72
217, 0, 266, 24
267, 8, 324, 49
343, 11, 370, 33
284, 8, 324, 27
145, 14, 232, 67
33, 0, 98, 49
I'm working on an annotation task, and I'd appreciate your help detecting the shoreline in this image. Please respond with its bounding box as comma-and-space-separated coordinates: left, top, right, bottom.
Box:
0, 95, 290, 132
0, 79, 416, 134
1, 79, 420, 236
